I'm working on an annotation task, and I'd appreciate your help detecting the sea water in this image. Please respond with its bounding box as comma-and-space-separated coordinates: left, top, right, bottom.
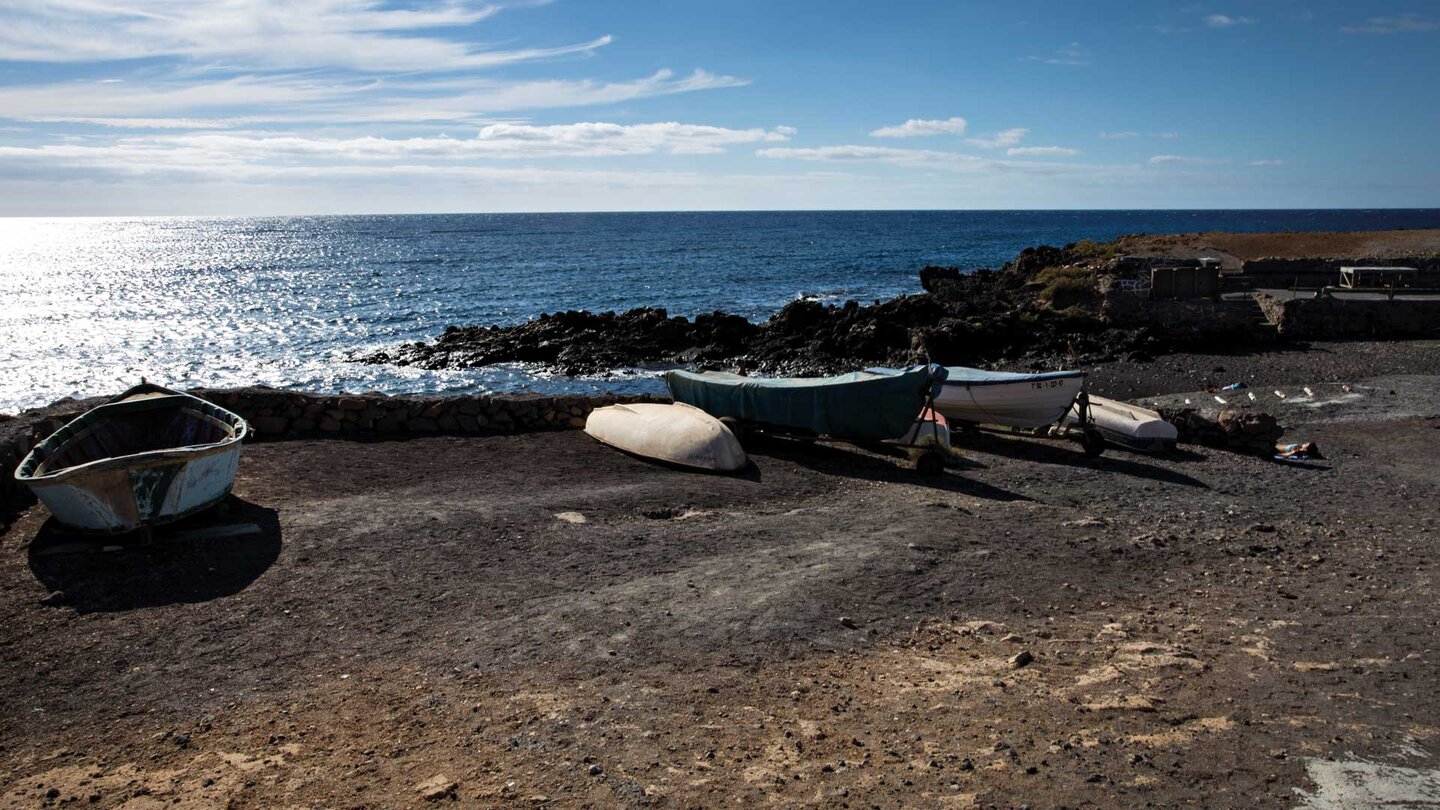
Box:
2, 209, 1436, 412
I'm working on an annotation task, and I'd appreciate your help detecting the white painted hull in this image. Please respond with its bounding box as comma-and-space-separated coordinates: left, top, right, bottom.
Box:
585, 402, 747, 472
15, 384, 249, 534
1065, 395, 1177, 452
936, 374, 1085, 428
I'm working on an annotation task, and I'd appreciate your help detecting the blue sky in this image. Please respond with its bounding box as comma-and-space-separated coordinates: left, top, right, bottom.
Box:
0, 0, 1436, 214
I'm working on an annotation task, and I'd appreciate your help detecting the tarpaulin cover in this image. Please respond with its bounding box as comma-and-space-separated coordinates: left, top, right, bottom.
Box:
663, 364, 945, 441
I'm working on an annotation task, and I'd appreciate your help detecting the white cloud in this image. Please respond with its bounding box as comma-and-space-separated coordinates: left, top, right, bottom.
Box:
1205, 14, 1255, 28
0, 0, 611, 72
755, 144, 1132, 180
1250, 159, 1288, 166
1028, 42, 1088, 66
1008, 146, 1079, 157
868, 117, 967, 138
0, 69, 749, 128
1148, 154, 1227, 165
1342, 13, 1437, 34
757, 145, 973, 166
0, 122, 795, 182
966, 128, 1029, 148
1100, 131, 1178, 140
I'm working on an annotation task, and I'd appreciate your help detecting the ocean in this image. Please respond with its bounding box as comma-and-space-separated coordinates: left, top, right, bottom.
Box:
2, 209, 1437, 413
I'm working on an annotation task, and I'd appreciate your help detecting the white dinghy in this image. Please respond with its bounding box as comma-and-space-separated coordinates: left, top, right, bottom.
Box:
934, 367, 1087, 429
1063, 395, 1177, 453
585, 402, 747, 472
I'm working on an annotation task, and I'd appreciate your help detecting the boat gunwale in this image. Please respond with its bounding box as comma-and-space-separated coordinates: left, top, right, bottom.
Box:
940, 369, 1087, 388
14, 390, 249, 485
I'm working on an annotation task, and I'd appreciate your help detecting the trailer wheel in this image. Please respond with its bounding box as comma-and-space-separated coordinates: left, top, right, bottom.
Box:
1081, 429, 1106, 458
719, 417, 745, 444
914, 450, 946, 476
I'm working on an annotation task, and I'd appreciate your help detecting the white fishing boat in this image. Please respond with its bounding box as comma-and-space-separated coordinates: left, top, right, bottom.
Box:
14, 383, 249, 534
585, 402, 747, 472
1063, 395, 1177, 453
934, 367, 1087, 429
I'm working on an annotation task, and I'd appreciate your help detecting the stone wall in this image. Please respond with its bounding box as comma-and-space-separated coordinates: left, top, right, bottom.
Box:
1256, 293, 1440, 339
1098, 279, 1272, 344
0, 387, 666, 534
1237, 257, 1440, 290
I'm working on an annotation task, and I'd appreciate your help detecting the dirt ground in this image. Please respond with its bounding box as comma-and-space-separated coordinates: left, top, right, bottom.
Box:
3, 344, 1439, 808
1108, 229, 1440, 263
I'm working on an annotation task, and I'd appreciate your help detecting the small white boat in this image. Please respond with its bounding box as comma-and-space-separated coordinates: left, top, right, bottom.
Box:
14, 383, 249, 534
585, 402, 746, 472
1064, 395, 1177, 453
934, 367, 1087, 429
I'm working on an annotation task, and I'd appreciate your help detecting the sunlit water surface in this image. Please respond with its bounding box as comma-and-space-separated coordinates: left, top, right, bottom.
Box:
3, 210, 1436, 412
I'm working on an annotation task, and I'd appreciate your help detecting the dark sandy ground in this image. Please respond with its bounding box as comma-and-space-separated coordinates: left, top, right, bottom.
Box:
2, 343, 1439, 808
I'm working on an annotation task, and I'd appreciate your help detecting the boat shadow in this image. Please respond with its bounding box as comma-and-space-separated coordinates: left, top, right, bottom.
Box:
751, 436, 1030, 502
954, 432, 1211, 489
27, 495, 282, 614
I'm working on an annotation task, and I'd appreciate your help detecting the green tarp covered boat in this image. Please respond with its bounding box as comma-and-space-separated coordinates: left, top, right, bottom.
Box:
663, 364, 946, 441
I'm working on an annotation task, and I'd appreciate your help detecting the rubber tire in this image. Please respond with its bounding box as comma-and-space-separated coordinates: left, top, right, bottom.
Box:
915, 451, 946, 476
719, 417, 745, 444
1081, 429, 1107, 458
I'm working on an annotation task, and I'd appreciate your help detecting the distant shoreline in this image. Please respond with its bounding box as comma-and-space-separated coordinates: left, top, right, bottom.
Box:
3, 207, 1440, 220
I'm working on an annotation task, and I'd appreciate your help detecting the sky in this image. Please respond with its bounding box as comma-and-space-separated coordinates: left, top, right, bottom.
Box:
0, 0, 1436, 215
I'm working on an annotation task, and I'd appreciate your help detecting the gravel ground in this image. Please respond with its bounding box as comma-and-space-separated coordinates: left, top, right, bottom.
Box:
2, 343, 1439, 808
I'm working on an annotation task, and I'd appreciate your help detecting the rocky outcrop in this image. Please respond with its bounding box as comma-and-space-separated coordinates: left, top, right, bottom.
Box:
357, 242, 1177, 377
1158, 405, 1283, 456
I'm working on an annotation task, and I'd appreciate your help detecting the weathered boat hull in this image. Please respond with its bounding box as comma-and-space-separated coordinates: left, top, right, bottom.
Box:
585, 402, 747, 472
1063, 394, 1177, 452
14, 384, 249, 534
934, 367, 1086, 429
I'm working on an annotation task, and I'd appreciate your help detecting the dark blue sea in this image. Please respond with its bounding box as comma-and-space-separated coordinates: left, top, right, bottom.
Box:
2, 209, 1437, 412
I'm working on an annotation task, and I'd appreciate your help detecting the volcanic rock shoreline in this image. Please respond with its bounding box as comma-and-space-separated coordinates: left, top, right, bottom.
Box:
357, 245, 1167, 377
357, 229, 1440, 377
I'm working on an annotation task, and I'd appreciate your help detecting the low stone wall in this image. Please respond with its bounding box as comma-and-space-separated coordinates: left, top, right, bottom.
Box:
1256, 293, 1440, 339
1098, 280, 1271, 344
0, 387, 667, 534
1239, 257, 1440, 290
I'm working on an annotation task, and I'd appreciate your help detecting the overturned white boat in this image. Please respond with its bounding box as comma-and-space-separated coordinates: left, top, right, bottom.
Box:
1063, 395, 1177, 453
585, 402, 747, 472
14, 383, 249, 534
934, 367, 1087, 429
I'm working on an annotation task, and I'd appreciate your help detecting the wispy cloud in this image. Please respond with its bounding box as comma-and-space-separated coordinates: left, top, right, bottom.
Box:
1205, 14, 1255, 28
0, 121, 795, 180
0, 69, 749, 128
0, 0, 612, 72
1027, 42, 1088, 66
1342, 13, 1437, 34
1148, 154, 1227, 165
757, 146, 971, 166
966, 128, 1029, 148
869, 117, 968, 138
755, 144, 1129, 179
1008, 146, 1079, 157
1250, 159, 1288, 166
1100, 131, 1178, 140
